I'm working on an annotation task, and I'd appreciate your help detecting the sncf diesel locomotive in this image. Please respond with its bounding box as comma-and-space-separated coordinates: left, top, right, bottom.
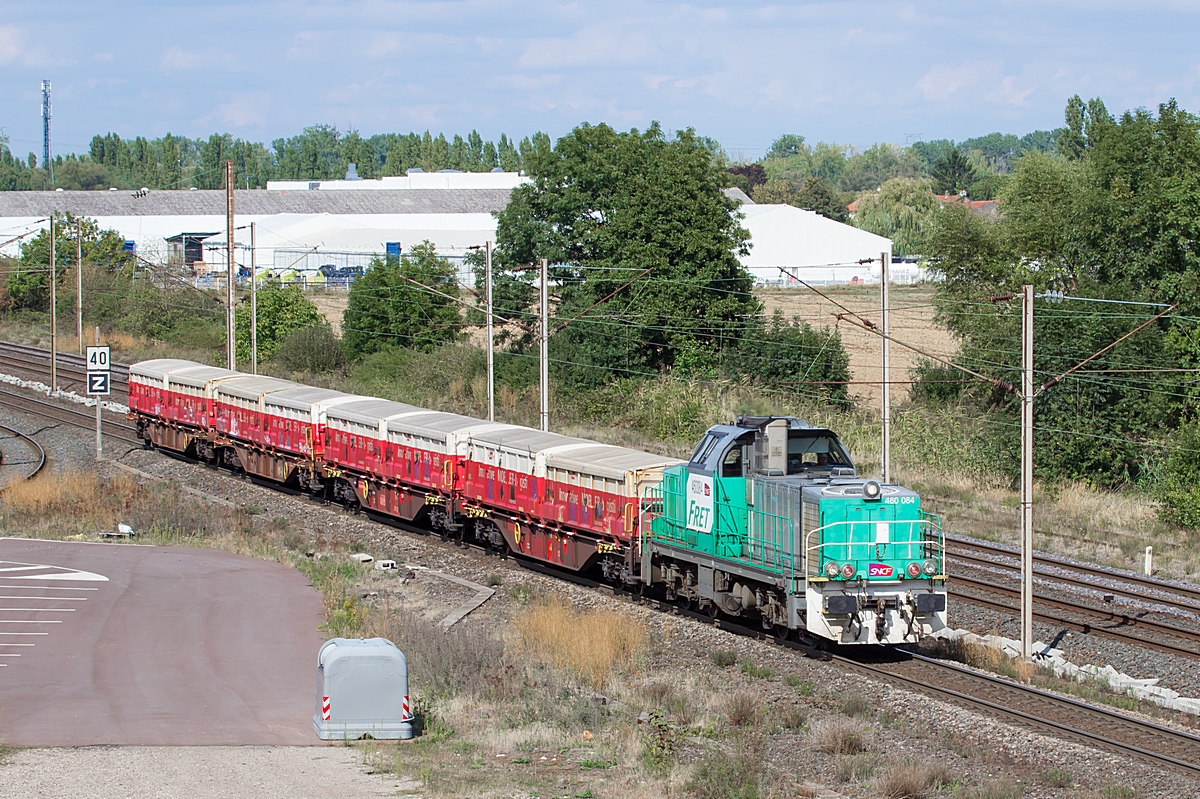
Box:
129, 359, 947, 645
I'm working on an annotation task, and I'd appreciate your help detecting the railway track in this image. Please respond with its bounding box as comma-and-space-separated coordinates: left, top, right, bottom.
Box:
514, 559, 1200, 777
949, 574, 1200, 660
0, 421, 47, 489
0, 387, 141, 445
0, 340, 131, 399
843, 650, 1200, 777
948, 534, 1200, 613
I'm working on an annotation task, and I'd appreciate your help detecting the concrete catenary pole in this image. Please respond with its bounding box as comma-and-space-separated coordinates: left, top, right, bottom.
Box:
485, 240, 494, 422
880, 251, 891, 484
225, 160, 236, 370
250, 222, 257, 375
539, 257, 549, 432
76, 217, 83, 354
49, 215, 57, 393
1021, 284, 1035, 660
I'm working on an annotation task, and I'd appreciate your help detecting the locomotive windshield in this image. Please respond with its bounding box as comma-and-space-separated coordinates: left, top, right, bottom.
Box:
786, 434, 852, 474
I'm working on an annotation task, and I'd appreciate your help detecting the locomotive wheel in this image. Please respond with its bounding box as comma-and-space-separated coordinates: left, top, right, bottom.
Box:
706, 601, 720, 620
773, 624, 792, 643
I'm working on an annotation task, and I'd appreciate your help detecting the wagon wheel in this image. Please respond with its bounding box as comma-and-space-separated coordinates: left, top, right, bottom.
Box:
773, 624, 792, 643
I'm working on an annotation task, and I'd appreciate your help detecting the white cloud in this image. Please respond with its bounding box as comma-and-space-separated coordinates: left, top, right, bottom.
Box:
916, 62, 982, 101
91, 52, 114, 63
218, 93, 268, 127
990, 76, 1036, 106
0, 25, 24, 65
160, 46, 236, 72
517, 24, 654, 69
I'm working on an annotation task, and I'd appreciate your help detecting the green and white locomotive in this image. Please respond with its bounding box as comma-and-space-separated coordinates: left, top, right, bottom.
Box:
641, 416, 947, 645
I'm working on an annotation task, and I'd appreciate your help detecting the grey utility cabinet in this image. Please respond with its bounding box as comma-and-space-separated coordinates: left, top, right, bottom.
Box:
313, 637, 414, 740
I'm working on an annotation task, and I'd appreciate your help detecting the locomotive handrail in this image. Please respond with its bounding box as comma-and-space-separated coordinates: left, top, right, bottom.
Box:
803, 519, 945, 579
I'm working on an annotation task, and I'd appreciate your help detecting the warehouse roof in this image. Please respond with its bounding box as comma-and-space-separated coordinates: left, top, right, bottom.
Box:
0, 189, 513, 217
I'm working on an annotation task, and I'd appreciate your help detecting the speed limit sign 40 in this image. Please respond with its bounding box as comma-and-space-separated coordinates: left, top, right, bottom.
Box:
86, 346, 110, 371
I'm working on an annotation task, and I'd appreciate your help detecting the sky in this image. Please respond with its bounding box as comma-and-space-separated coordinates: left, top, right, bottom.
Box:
3, 1, 1200, 160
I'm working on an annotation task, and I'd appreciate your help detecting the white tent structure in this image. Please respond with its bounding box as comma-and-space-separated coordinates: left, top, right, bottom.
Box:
736, 204, 924, 286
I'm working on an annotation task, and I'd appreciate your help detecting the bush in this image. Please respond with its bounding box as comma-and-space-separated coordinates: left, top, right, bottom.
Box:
686, 736, 766, 799
512, 599, 647, 688
1155, 419, 1200, 528
720, 690, 760, 728
840, 693, 871, 717
710, 649, 738, 668
838, 753, 875, 782
777, 704, 808, 730
272, 324, 346, 374
811, 717, 869, 755
874, 761, 952, 798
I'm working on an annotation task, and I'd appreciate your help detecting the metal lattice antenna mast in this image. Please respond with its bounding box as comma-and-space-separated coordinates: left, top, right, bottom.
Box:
41, 81, 52, 184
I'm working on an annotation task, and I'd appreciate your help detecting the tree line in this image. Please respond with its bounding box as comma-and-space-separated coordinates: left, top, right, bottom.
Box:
0, 126, 554, 191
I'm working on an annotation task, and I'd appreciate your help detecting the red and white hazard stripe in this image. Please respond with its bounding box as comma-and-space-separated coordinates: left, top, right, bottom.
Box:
321, 695, 331, 721
402, 694, 410, 720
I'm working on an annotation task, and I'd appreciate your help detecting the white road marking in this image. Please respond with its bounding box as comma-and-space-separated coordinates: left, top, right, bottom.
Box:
0, 590, 87, 597
0, 585, 98, 590
0, 608, 75, 612
0, 620, 62, 624
0, 561, 109, 582
0, 632, 49, 635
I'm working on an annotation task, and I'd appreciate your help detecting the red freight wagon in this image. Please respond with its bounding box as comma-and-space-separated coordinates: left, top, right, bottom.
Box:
212, 376, 300, 446
325, 399, 421, 476
262, 386, 365, 459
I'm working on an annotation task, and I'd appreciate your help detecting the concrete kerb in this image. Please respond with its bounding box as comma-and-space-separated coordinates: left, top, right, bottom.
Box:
932, 627, 1200, 715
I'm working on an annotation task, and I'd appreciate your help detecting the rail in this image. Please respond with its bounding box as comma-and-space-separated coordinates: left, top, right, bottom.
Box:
0, 422, 47, 487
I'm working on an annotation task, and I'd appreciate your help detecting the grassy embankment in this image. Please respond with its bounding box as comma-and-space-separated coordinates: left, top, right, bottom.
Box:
0, 470, 1084, 799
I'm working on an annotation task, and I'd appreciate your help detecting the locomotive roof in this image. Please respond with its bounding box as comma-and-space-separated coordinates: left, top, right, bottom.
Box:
130, 359, 208, 381
215, 375, 301, 401
326, 399, 422, 427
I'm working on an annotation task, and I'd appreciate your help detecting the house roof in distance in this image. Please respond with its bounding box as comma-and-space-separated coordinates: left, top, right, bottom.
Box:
0, 189, 513, 217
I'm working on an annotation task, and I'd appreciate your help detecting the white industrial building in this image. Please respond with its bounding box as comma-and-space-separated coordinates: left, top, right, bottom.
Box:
0, 175, 911, 288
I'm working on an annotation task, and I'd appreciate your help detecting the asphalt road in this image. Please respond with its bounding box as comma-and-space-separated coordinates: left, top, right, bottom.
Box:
0, 538, 325, 746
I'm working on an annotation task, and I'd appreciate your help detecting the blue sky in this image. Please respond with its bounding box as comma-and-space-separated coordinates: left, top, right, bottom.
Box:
3, 1, 1199, 160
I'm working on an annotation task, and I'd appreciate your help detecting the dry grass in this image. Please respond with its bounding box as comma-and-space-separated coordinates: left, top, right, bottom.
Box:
720, 689, 761, 728
512, 599, 648, 688
874, 761, 953, 798
811, 717, 870, 755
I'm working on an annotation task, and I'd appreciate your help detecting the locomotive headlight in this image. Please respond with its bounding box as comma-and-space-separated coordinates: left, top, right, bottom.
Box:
824, 561, 841, 579
863, 480, 882, 501
840, 562, 857, 580
906, 562, 922, 579
922, 559, 939, 576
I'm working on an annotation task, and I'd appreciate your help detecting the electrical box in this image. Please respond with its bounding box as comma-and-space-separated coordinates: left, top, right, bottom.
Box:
313, 637, 414, 740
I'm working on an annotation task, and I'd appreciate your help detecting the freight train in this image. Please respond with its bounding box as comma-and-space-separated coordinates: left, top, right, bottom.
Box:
128, 359, 947, 645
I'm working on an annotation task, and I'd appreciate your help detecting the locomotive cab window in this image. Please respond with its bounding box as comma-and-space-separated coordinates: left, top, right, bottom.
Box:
721, 446, 743, 478
786, 435, 853, 475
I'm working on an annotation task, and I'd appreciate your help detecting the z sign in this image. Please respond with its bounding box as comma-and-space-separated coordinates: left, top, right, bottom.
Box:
87, 372, 111, 396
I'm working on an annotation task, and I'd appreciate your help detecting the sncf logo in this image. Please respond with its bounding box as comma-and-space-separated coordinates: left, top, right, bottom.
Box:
868, 563, 893, 578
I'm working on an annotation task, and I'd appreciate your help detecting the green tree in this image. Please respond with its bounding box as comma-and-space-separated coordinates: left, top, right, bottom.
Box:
496, 122, 756, 386
794, 176, 848, 222
342, 242, 463, 357
851, 178, 940, 256
930, 149, 979, 194
4, 214, 133, 311
234, 283, 323, 363
751, 179, 796, 204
